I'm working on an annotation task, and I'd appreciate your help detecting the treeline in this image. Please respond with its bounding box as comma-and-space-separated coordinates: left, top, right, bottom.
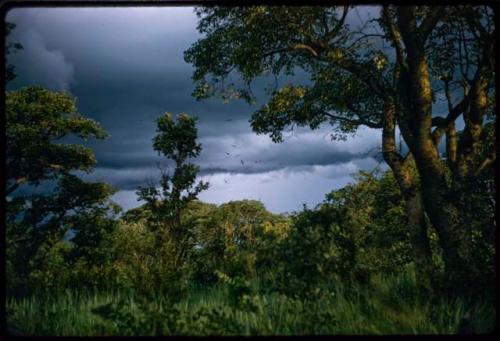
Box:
5, 71, 495, 303
6, 94, 494, 299
4, 85, 405, 296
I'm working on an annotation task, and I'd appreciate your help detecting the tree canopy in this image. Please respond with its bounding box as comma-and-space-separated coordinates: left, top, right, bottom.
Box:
6, 86, 117, 295
185, 5, 495, 293
6, 86, 108, 196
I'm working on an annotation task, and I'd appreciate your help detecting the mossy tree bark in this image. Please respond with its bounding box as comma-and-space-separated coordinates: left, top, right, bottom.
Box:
382, 101, 435, 294
395, 6, 495, 292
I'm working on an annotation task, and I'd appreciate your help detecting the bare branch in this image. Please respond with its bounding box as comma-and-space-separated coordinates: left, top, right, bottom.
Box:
292, 43, 319, 57
431, 93, 470, 143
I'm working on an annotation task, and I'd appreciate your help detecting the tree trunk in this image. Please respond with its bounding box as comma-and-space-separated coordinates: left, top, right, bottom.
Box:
403, 102, 471, 293
403, 184, 435, 294
382, 102, 435, 293
418, 168, 470, 293
395, 9, 472, 293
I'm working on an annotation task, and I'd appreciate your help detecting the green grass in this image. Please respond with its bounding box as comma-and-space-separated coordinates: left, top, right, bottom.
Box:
6, 271, 495, 336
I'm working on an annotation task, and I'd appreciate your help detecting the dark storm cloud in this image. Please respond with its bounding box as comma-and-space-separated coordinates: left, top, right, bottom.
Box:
6, 6, 388, 212
81, 125, 381, 191
7, 8, 266, 167
6, 7, 262, 123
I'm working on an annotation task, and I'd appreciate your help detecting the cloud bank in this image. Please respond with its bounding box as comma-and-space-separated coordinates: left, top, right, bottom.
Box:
7, 7, 387, 213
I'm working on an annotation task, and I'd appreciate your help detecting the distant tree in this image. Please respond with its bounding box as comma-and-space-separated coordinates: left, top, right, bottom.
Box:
188, 199, 291, 284
117, 200, 218, 290
185, 5, 495, 294
5, 22, 23, 84
137, 112, 209, 269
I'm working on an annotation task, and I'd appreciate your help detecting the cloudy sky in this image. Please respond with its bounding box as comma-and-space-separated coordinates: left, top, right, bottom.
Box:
6, 6, 387, 214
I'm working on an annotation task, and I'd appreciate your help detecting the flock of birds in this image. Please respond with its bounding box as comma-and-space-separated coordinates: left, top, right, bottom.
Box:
221, 118, 270, 185
222, 140, 264, 184
137, 116, 303, 186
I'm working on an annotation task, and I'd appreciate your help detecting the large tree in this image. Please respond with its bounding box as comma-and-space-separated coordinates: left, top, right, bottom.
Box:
184, 5, 495, 293
5, 86, 118, 294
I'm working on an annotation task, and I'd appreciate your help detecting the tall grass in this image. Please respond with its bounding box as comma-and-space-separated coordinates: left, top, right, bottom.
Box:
6, 270, 495, 336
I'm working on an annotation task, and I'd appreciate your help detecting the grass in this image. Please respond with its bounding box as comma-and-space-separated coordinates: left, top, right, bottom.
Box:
6, 270, 495, 336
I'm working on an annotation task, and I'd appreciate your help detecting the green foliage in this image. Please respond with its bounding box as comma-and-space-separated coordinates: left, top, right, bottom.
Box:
137, 113, 208, 222
101, 198, 290, 293
185, 6, 386, 141
6, 86, 108, 194
6, 174, 119, 295
275, 169, 413, 297
445, 170, 496, 294
91, 295, 244, 336
5, 86, 116, 296
188, 199, 291, 283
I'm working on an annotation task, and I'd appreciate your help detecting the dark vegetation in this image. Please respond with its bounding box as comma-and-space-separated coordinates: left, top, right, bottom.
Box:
5, 5, 496, 335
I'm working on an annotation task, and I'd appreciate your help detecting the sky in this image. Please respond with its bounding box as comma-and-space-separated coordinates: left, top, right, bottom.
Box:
6, 6, 387, 214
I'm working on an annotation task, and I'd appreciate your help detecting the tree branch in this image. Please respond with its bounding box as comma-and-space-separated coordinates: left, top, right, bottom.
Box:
382, 6, 405, 67
347, 33, 385, 50
474, 152, 495, 177
397, 6, 417, 47
431, 93, 470, 143
419, 7, 446, 42
322, 110, 382, 129
291, 43, 319, 57
381, 101, 417, 192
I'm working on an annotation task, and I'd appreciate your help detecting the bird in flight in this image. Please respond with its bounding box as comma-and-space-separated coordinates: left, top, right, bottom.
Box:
224, 179, 229, 184
225, 152, 230, 156
240, 160, 245, 165
226, 119, 233, 122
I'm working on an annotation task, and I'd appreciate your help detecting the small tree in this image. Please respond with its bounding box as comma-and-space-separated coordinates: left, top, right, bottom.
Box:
138, 112, 209, 270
